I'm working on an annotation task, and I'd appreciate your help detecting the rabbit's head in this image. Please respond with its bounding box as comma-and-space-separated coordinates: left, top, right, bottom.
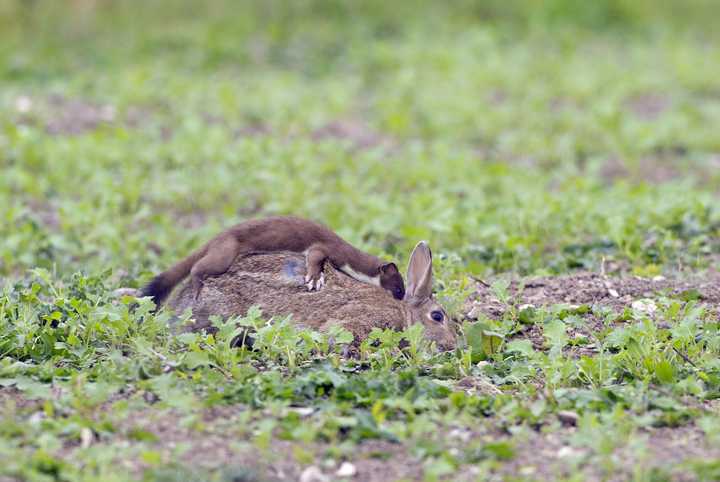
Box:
401, 241, 456, 351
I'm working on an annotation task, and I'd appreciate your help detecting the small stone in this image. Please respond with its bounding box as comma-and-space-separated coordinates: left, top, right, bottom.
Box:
557, 410, 579, 426
28, 411, 45, 424
631, 299, 657, 314
113, 287, 140, 298
448, 427, 472, 443
518, 303, 535, 310
15, 96, 32, 113
557, 446, 579, 458
608, 288, 619, 298
288, 406, 315, 417
336, 462, 357, 478
652, 275, 666, 282
467, 305, 483, 319
80, 427, 94, 448
99, 105, 116, 122
300, 466, 329, 482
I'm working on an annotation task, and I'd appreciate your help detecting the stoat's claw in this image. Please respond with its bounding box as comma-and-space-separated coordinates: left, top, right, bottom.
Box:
305, 273, 325, 291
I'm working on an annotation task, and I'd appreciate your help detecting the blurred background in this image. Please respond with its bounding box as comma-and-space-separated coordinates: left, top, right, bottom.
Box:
1, 0, 718, 285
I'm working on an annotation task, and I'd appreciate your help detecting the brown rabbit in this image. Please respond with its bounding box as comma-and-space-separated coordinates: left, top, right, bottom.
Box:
167, 241, 456, 351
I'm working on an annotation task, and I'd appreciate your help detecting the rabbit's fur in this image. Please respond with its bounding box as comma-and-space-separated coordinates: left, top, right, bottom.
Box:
167, 241, 456, 351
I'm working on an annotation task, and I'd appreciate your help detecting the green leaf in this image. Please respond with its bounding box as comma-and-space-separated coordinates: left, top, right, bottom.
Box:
326, 326, 354, 345
128, 428, 159, 442
176, 332, 199, 345
655, 360, 675, 384
140, 450, 162, 465
184, 351, 210, 369
490, 279, 511, 304
544, 319, 568, 354
15, 377, 52, 400
677, 289, 702, 302
481, 330, 504, 357
505, 339, 535, 357
464, 322, 504, 362
517, 305, 537, 324
484, 441, 515, 460
464, 322, 484, 362
424, 456, 456, 480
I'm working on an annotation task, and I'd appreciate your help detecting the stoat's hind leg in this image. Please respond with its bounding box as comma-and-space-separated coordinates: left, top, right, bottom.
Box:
190, 237, 242, 300
304, 245, 328, 291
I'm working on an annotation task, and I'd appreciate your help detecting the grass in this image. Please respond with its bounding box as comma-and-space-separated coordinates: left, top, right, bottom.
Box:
1, 1, 720, 480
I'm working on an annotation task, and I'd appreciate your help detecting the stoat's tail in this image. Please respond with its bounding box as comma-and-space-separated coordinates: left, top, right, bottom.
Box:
141, 246, 207, 308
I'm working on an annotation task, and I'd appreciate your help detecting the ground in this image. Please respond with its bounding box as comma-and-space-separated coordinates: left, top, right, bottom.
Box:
1, 1, 720, 481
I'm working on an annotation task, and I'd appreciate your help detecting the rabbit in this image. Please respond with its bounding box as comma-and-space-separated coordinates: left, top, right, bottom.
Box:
167, 241, 457, 351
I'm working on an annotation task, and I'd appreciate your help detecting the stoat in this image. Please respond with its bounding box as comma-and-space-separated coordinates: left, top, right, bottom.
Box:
141, 216, 405, 306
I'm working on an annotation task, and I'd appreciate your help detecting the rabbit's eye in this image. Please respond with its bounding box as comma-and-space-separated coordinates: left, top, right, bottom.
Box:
430, 311, 444, 322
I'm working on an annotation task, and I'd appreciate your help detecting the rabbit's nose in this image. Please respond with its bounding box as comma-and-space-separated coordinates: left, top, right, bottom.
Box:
442, 335, 457, 351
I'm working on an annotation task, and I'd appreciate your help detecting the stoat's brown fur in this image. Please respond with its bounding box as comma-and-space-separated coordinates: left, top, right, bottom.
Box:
141, 216, 405, 307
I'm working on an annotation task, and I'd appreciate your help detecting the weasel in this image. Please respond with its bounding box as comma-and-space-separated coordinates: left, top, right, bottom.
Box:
141, 216, 406, 306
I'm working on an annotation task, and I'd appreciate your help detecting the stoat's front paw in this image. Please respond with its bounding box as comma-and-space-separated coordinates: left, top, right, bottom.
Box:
304, 272, 325, 291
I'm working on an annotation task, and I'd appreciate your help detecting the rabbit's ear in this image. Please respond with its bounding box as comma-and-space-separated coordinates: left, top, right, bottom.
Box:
405, 241, 433, 300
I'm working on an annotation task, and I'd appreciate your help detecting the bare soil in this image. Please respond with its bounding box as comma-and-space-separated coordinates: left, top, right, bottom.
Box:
311, 119, 393, 150
465, 271, 720, 355
44, 95, 116, 135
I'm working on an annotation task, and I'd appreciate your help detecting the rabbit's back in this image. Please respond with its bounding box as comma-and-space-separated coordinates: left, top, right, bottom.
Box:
168, 251, 407, 340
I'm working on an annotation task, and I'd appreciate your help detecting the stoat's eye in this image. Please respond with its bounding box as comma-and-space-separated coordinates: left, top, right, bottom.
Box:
430, 310, 444, 322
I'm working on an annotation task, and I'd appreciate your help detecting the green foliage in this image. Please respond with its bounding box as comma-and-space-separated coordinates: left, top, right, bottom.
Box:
463, 321, 504, 362
1, 0, 719, 480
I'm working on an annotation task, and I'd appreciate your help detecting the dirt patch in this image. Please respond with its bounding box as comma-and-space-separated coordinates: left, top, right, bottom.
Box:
468, 271, 720, 314
465, 271, 720, 354
25, 198, 61, 230
637, 156, 682, 183
312, 119, 394, 150
12, 95, 166, 136
51, 401, 424, 482
599, 157, 631, 182
124, 105, 157, 129
235, 124, 272, 139
497, 422, 719, 482
45, 95, 116, 135
599, 156, 684, 184
0, 387, 42, 412
626, 93, 671, 121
